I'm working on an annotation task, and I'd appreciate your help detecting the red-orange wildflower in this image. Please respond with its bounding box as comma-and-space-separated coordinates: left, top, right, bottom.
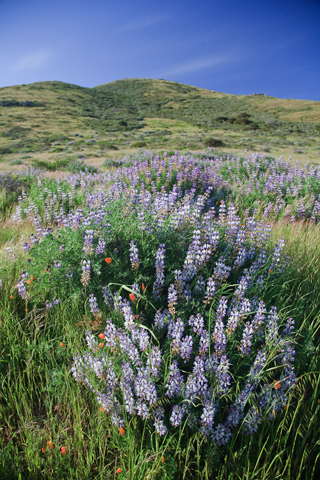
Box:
26, 279, 31, 284
48, 441, 54, 449
162, 456, 165, 463
41, 447, 45, 454
98, 333, 105, 340
98, 342, 104, 348
10, 295, 14, 299
119, 427, 125, 436
61, 446, 67, 455
105, 257, 112, 264
116, 468, 122, 474
60, 342, 65, 347
129, 293, 136, 301
274, 380, 281, 390
269, 268, 272, 273
142, 283, 146, 290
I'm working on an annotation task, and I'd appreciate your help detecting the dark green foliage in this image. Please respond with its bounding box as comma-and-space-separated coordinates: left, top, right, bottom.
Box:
97, 140, 119, 150
131, 141, 147, 148
31, 157, 100, 174
204, 138, 226, 148
0, 145, 12, 154
2, 126, 31, 139
0, 172, 35, 216
0, 99, 43, 107
9, 159, 24, 165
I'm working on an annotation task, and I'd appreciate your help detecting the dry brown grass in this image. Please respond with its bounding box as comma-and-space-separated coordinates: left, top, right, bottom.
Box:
269, 219, 320, 279
252, 98, 320, 124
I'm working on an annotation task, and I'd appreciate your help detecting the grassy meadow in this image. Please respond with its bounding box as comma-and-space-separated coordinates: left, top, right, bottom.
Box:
1, 79, 320, 479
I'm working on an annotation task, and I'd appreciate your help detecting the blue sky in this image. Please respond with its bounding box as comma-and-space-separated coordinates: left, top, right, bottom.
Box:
1, 0, 319, 100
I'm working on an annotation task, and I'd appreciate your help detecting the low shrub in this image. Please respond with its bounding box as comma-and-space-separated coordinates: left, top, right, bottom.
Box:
204, 138, 226, 148
131, 141, 147, 148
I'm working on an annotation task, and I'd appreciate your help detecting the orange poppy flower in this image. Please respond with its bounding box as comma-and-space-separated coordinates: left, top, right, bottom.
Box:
60, 342, 64, 347
10, 295, 14, 299
162, 456, 165, 463
41, 447, 45, 454
98, 342, 104, 348
105, 257, 112, 264
48, 441, 54, 449
26, 279, 31, 284
142, 283, 146, 290
116, 468, 122, 474
99, 406, 105, 412
98, 333, 105, 340
274, 380, 281, 390
25, 308, 28, 312
269, 268, 272, 273
129, 293, 136, 301
119, 427, 125, 436
61, 446, 66, 455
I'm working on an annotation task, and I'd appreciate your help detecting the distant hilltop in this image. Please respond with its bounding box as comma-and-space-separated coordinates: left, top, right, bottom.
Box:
0, 78, 319, 171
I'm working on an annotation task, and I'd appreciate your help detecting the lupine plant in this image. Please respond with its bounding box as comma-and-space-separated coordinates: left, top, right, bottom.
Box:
11, 152, 298, 453
4, 151, 320, 479
70, 224, 296, 446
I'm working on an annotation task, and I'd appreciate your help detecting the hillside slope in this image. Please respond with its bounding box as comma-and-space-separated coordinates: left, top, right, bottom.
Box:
0, 78, 319, 171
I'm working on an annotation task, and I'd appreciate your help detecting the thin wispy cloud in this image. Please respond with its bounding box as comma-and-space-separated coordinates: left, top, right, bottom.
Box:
114, 14, 171, 34
11, 50, 51, 72
160, 53, 240, 77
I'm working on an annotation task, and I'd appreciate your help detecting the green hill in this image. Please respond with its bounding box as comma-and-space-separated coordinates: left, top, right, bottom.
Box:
0, 78, 320, 171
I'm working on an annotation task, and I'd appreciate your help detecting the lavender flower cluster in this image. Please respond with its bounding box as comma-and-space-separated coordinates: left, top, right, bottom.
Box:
13, 152, 320, 248
72, 281, 296, 445
69, 184, 296, 446
11, 152, 299, 447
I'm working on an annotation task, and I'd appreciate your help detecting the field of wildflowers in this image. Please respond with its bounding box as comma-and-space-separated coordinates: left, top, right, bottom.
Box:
0, 150, 320, 479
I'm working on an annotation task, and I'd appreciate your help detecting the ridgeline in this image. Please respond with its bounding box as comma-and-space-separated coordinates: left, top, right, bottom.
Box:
0, 78, 319, 172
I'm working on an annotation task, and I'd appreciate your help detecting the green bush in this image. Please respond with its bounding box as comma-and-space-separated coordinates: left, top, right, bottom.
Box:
131, 141, 147, 148
204, 138, 226, 148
